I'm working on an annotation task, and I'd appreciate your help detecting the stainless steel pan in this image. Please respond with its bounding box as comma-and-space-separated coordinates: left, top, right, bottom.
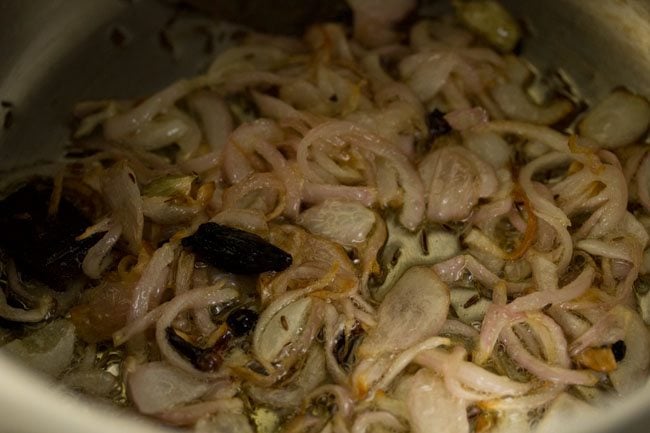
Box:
0, 1, 648, 432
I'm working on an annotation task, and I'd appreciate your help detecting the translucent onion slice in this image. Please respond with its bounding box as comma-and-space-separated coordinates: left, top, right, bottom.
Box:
297, 200, 376, 246
579, 90, 650, 149
407, 369, 469, 433
534, 393, 596, 433
418, 145, 498, 223
247, 346, 326, 409
128, 361, 211, 415
255, 297, 313, 364
359, 266, 449, 358
195, 413, 254, 433
2, 319, 76, 377
463, 130, 512, 169
102, 161, 144, 254
142, 196, 200, 225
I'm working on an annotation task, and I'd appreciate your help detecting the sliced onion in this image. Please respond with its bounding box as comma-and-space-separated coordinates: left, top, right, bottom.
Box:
247, 346, 326, 408
102, 160, 144, 254
252, 91, 312, 125
400, 51, 458, 102
297, 200, 376, 246
359, 266, 449, 358
82, 222, 122, 279
297, 120, 424, 229
61, 370, 118, 398
195, 412, 254, 433
506, 265, 594, 313
128, 243, 176, 322
534, 393, 596, 433
481, 383, 564, 412
418, 146, 497, 223
127, 361, 211, 415
483, 121, 570, 153
142, 196, 200, 225
187, 90, 233, 153
491, 82, 573, 125
155, 398, 244, 426
255, 297, 313, 364
415, 347, 531, 399
579, 90, 650, 149
2, 319, 76, 377
125, 113, 196, 155
211, 209, 269, 236
366, 336, 450, 395
407, 369, 469, 433
501, 326, 597, 385
463, 130, 512, 169
104, 80, 192, 140
302, 183, 378, 207
351, 411, 407, 433
444, 106, 489, 131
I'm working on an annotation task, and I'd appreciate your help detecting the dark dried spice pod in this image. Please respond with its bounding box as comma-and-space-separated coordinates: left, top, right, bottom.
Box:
182, 222, 293, 274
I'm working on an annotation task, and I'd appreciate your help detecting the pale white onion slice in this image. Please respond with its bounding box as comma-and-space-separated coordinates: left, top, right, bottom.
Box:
535, 393, 596, 433
155, 398, 243, 426
195, 412, 254, 433
415, 347, 531, 399
407, 369, 469, 433
127, 361, 211, 415
463, 130, 512, 169
491, 82, 573, 125
247, 346, 326, 408
82, 222, 122, 279
351, 411, 407, 433
2, 319, 76, 377
255, 297, 313, 364
444, 106, 489, 131
579, 90, 650, 149
104, 80, 192, 139
102, 161, 144, 254
418, 146, 498, 223
297, 200, 376, 246
187, 90, 233, 153
359, 266, 449, 358
142, 196, 200, 225
128, 243, 176, 322
61, 370, 118, 398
